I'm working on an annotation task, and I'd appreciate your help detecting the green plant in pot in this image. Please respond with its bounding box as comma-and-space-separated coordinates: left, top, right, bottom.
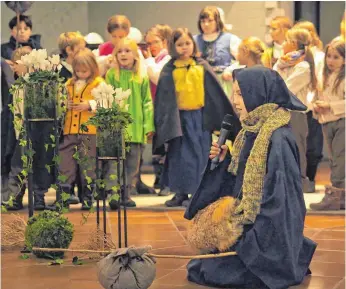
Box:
10, 49, 66, 120
25, 210, 74, 259
81, 83, 133, 158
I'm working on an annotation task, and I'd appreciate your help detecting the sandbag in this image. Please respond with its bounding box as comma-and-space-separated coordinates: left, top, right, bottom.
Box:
97, 245, 156, 289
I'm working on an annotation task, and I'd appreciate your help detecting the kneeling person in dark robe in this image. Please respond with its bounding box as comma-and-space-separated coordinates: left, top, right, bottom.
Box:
184, 66, 317, 289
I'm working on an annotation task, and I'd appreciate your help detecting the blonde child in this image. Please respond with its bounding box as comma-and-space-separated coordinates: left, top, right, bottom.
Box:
263, 16, 293, 68
274, 28, 317, 193
57, 32, 86, 204
154, 28, 239, 207
58, 32, 86, 82
59, 48, 104, 210
293, 21, 325, 193
310, 39, 345, 210
105, 38, 155, 209
143, 24, 172, 195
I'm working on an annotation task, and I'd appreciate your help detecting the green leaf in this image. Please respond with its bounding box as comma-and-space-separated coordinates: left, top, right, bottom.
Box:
89, 206, 95, 213
45, 164, 51, 174
111, 185, 119, 193
49, 259, 64, 265
1, 205, 8, 213
45, 144, 49, 151
87, 185, 91, 191
109, 194, 119, 202
85, 176, 92, 185
109, 174, 117, 181
57, 175, 67, 183
50, 184, 58, 190
19, 139, 27, 147
61, 192, 70, 202
20, 254, 30, 260
61, 207, 69, 214
21, 170, 28, 177
52, 155, 61, 165
50, 134, 55, 143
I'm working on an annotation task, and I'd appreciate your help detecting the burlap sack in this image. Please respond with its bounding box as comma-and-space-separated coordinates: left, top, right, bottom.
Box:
97, 245, 156, 289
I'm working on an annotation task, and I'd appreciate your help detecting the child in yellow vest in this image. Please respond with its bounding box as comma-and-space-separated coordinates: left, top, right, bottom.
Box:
59, 48, 104, 210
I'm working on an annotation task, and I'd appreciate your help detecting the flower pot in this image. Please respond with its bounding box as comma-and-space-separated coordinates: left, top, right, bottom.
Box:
24, 81, 58, 120
97, 129, 125, 158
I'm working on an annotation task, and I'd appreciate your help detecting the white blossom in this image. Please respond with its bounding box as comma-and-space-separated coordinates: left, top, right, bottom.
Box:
49, 54, 60, 66
91, 83, 131, 110
23, 73, 30, 82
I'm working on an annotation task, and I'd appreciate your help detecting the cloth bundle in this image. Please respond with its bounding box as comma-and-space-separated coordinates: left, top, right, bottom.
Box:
97, 246, 156, 289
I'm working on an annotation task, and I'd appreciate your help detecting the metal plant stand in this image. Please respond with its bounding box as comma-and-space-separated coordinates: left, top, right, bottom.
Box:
95, 131, 128, 248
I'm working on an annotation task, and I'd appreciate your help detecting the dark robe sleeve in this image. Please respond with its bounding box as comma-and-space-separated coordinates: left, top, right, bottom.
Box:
184, 153, 236, 220
235, 128, 317, 289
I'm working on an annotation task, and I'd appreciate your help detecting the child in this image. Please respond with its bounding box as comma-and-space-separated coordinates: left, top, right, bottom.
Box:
58, 32, 86, 82
310, 39, 345, 210
154, 28, 240, 207
2, 46, 52, 211
59, 48, 103, 210
294, 21, 325, 192
1, 15, 42, 61
57, 32, 86, 205
262, 16, 293, 68
105, 38, 155, 209
274, 28, 317, 193
194, 6, 241, 97
143, 24, 172, 196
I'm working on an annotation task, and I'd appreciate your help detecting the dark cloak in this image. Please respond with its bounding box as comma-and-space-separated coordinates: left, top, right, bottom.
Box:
185, 66, 317, 289
1, 35, 42, 60
152, 57, 241, 151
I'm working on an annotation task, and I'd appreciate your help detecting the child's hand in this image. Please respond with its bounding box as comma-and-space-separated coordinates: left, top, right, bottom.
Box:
146, 132, 154, 143
312, 103, 322, 114
13, 63, 28, 76
222, 71, 233, 81
315, 100, 330, 109
142, 48, 152, 59
68, 100, 91, 112
209, 142, 228, 162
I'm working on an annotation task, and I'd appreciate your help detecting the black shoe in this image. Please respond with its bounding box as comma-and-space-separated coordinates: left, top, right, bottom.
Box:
34, 195, 45, 211
121, 197, 136, 207
165, 194, 188, 207
137, 180, 156, 195
182, 199, 190, 208
68, 194, 80, 205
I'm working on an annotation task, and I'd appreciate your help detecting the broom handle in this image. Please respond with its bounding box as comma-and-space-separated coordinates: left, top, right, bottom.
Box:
31, 247, 237, 259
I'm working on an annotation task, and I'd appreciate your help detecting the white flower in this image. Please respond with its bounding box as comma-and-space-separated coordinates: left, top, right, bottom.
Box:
23, 73, 30, 82
57, 64, 62, 71
49, 54, 60, 66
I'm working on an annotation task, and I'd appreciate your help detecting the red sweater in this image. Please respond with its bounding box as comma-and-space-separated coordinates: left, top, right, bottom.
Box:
99, 41, 114, 56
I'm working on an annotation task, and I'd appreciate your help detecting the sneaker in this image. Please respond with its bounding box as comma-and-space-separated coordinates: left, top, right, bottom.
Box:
153, 177, 161, 189
121, 197, 136, 207
165, 194, 188, 207
158, 187, 172, 196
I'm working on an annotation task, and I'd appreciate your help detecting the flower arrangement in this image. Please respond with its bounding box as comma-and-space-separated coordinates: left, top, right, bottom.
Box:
80, 83, 133, 157
10, 49, 66, 120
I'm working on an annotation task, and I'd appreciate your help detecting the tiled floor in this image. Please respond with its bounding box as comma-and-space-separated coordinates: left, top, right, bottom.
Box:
1, 211, 345, 289
1, 162, 345, 289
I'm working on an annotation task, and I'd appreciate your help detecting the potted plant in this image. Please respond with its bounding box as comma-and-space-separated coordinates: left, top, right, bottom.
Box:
81, 83, 133, 158
10, 49, 65, 120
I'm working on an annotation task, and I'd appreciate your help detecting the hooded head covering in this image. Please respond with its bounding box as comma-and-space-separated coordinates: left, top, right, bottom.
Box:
232, 65, 307, 113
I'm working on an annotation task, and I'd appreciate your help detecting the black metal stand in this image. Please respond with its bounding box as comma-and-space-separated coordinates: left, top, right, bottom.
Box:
23, 85, 60, 218
95, 132, 128, 248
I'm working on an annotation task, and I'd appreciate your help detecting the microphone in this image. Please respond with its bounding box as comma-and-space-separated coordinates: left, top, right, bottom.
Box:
210, 114, 233, 171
